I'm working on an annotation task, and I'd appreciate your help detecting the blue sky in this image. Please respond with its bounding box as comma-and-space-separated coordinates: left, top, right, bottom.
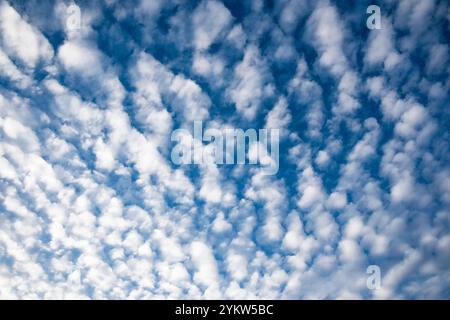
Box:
0, 0, 449, 299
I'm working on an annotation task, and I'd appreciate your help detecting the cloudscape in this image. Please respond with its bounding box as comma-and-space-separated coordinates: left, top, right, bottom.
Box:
0, 0, 449, 299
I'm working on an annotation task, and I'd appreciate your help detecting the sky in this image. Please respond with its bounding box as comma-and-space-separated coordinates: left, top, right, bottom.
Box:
0, 0, 449, 299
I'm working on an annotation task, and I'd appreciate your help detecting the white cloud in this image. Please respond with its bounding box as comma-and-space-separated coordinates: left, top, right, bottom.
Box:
0, 48, 33, 89
227, 45, 273, 120
306, 1, 347, 76
327, 192, 347, 210
94, 138, 116, 170
364, 19, 402, 71
265, 97, 292, 138
211, 212, 232, 234
132, 52, 211, 122
190, 241, 220, 297
0, 1, 53, 69
227, 252, 248, 282
58, 40, 103, 76
192, 0, 233, 50
288, 58, 324, 139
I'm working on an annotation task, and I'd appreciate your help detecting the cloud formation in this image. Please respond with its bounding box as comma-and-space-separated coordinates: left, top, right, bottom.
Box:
0, 0, 449, 299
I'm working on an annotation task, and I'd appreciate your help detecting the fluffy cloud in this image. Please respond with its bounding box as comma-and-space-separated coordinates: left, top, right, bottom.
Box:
0, 1, 53, 69
0, 0, 449, 300
227, 45, 273, 120
192, 0, 233, 51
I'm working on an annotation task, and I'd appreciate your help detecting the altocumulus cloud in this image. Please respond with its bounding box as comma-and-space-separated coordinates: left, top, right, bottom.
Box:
0, 0, 449, 299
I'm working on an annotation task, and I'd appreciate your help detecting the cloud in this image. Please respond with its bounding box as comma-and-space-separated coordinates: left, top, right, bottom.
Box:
265, 97, 292, 138
192, 0, 233, 51
364, 18, 402, 71
227, 45, 273, 120
0, 1, 53, 69
0, 0, 449, 300
305, 0, 348, 77
58, 40, 104, 76
190, 241, 220, 297
0, 48, 33, 89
